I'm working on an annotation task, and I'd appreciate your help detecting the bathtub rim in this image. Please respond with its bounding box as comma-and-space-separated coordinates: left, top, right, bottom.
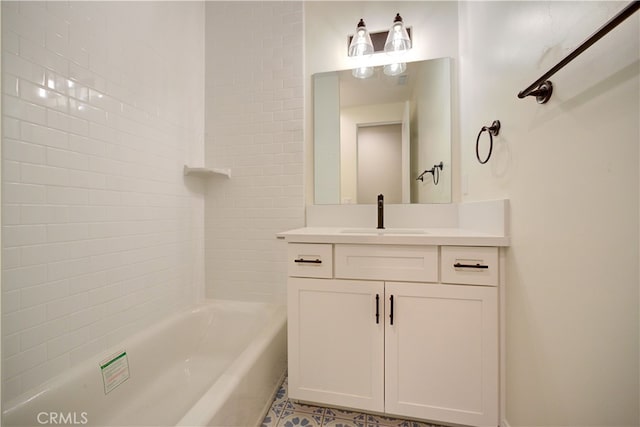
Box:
2, 299, 286, 427
176, 301, 287, 426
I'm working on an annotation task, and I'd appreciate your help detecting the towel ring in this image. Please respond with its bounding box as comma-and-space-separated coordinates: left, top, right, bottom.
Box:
416, 161, 444, 185
476, 120, 501, 164
431, 161, 443, 185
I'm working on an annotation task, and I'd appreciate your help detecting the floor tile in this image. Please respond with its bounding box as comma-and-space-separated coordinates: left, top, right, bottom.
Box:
277, 410, 323, 427
324, 408, 366, 420
261, 407, 280, 427
284, 400, 326, 416
323, 408, 367, 426
365, 415, 436, 427
271, 402, 291, 419
262, 376, 445, 427
273, 382, 288, 406
321, 415, 366, 427
364, 413, 405, 427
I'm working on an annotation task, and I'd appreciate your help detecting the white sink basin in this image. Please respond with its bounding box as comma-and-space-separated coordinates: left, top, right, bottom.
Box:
340, 228, 428, 235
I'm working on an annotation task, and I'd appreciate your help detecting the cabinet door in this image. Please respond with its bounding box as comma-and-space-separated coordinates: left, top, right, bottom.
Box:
288, 278, 385, 412
385, 282, 498, 427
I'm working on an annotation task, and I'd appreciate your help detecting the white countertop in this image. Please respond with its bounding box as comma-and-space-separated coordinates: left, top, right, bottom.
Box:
277, 227, 510, 247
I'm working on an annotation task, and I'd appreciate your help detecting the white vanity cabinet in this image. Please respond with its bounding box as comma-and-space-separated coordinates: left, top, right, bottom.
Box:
287, 277, 385, 412
384, 281, 497, 427
285, 240, 501, 427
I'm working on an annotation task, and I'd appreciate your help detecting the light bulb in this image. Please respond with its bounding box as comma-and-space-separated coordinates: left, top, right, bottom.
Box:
384, 13, 411, 55
348, 19, 374, 57
352, 66, 374, 79
383, 62, 406, 76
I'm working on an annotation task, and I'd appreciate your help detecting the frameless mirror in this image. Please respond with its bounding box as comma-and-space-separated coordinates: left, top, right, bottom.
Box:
313, 58, 452, 204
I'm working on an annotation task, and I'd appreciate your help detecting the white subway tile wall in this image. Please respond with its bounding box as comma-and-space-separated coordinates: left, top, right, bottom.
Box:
204, 2, 304, 303
2, 1, 206, 400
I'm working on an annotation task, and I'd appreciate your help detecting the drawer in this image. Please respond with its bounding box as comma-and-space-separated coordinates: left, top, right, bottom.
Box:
335, 244, 438, 282
288, 243, 333, 278
441, 246, 498, 286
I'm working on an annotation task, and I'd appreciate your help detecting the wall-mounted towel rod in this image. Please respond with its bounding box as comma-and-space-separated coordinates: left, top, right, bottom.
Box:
518, 0, 640, 103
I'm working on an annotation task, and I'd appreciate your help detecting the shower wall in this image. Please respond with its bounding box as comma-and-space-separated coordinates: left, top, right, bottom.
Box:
204, 2, 304, 303
1, 1, 205, 401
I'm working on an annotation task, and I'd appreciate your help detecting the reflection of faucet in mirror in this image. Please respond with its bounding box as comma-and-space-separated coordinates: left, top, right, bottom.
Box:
377, 194, 384, 229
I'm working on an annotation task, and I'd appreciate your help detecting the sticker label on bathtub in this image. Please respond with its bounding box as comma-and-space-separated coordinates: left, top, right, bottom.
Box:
100, 351, 130, 394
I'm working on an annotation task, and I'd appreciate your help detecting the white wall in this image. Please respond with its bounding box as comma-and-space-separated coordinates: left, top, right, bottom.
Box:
357, 123, 403, 204
204, 1, 304, 303
1, 1, 205, 401
341, 102, 405, 203
458, 1, 639, 426
412, 58, 451, 204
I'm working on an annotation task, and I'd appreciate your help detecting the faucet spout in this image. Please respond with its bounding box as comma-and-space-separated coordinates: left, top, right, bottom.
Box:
377, 194, 384, 229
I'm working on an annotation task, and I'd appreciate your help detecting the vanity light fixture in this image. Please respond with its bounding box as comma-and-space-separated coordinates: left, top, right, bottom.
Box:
347, 15, 412, 55
347, 14, 412, 79
384, 14, 411, 54
348, 19, 374, 57
348, 19, 375, 79
382, 14, 411, 76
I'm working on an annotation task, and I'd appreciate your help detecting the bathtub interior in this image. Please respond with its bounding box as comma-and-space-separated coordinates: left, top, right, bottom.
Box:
2, 300, 286, 427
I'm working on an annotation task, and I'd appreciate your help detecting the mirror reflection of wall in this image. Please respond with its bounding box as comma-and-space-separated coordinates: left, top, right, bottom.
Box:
314, 73, 341, 204
356, 123, 404, 204
411, 59, 451, 204
313, 58, 452, 205
341, 102, 409, 204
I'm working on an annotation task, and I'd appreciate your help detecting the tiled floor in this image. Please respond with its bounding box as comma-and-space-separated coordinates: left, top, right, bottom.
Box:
261, 376, 445, 427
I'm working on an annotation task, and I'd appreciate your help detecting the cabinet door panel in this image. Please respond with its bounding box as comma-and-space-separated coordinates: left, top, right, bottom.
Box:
288, 278, 385, 412
385, 282, 498, 427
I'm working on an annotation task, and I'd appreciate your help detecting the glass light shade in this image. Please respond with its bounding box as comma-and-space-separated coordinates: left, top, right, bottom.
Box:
352, 66, 374, 79
384, 14, 411, 54
383, 62, 406, 76
348, 19, 374, 57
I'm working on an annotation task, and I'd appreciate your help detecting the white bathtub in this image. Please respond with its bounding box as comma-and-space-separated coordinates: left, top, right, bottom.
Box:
2, 300, 287, 427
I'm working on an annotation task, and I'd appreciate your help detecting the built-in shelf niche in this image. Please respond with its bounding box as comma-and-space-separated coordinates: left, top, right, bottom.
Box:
183, 165, 231, 178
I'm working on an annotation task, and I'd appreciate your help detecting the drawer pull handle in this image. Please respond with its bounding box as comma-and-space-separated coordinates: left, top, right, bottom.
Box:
454, 262, 489, 269
294, 258, 322, 264
389, 295, 394, 326
375, 294, 380, 324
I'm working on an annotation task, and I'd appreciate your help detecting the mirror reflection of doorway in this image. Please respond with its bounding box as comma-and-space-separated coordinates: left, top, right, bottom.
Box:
357, 123, 402, 204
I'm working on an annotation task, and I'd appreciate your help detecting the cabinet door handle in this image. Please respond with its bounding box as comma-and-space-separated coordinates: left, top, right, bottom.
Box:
453, 262, 489, 269
375, 294, 380, 324
294, 258, 322, 264
389, 295, 394, 325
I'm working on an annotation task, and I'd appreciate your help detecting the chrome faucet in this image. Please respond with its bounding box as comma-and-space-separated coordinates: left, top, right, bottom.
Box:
377, 194, 384, 229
